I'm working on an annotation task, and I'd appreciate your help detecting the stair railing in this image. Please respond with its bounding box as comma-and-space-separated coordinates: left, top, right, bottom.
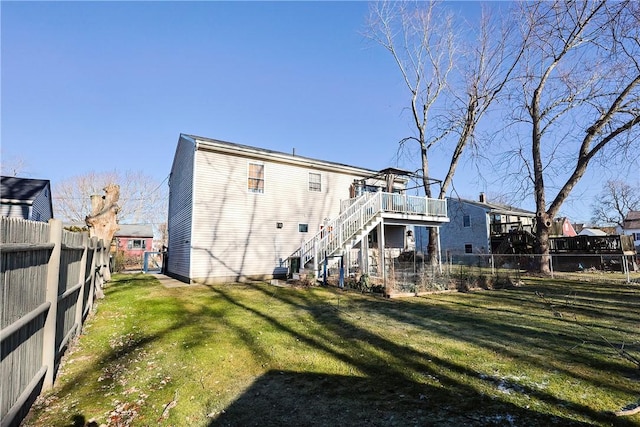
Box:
290, 192, 379, 267
290, 192, 447, 269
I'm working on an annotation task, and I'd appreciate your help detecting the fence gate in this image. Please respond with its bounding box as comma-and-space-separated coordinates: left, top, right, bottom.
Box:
143, 251, 164, 273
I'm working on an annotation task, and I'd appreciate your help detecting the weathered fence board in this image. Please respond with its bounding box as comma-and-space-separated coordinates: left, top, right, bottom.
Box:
0, 217, 107, 427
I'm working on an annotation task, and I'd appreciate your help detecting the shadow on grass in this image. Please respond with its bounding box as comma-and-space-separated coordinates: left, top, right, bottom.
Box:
24, 274, 190, 425
210, 369, 593, 427
203, 284, 632, 427
26, 275, 638, 427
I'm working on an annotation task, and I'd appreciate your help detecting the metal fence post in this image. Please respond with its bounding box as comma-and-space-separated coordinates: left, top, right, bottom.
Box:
490, 251, 496, 276
623, 255, 630, 283
42, 219, 62, 391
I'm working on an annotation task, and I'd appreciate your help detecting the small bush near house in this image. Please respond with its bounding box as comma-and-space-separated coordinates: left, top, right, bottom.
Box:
112, 251, 126, 272
112, 252, 144, 272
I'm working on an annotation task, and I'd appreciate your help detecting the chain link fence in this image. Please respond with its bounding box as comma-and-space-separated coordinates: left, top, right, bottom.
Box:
322, 251, 639, 296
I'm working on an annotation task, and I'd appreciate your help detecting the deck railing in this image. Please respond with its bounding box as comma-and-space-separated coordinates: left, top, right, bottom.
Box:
291, 192, 447, 270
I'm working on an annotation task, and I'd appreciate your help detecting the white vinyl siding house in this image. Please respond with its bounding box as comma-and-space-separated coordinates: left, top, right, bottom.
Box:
619, 211, 640, 254
167, 134, 398, 284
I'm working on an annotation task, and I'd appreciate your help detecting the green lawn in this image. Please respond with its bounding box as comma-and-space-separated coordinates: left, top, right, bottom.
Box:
24, 274, 640, 426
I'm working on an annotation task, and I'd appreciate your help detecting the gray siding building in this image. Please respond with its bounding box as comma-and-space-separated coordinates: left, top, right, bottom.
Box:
416, 194, 536, 259
0, 176, 53, 222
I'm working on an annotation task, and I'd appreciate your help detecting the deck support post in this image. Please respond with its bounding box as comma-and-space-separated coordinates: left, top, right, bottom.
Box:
436, 226, 442, 275
378, 222, 386, 289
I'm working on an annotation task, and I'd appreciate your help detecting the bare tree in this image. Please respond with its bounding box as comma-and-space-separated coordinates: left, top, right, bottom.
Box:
53, 170, 168, 236
503, 0, 640, 274
0, 155, 29, 177
591, 180, 640, 227
366, 1, 454, 196
366, 1, 522, 262
438, 5, 525, 200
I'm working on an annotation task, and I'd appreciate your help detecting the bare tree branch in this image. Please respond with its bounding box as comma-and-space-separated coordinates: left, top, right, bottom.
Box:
591, 180, 640, 226
503, 0, 640, 274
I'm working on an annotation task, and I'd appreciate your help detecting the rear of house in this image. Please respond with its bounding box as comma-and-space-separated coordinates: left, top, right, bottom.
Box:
167, 134, 404, 284
166, 134, 446, 283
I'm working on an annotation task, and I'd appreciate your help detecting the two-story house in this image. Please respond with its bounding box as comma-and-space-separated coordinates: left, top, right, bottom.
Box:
430, 193, 536, 260
166, 134, 449, 284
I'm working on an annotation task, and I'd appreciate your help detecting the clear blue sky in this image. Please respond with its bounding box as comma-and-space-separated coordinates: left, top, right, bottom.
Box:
0, 1, 621, 223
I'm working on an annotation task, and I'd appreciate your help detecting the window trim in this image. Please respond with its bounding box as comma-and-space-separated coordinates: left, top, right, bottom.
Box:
308, 172, 322, 192
247, 161, 265, 194
127, 239, 147, 250
298, 223, 309, 233
463, 214, 471, 228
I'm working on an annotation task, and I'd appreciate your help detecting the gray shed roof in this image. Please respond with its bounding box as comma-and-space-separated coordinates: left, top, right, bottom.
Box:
448, 197, 536, 217
1, 176, 51, 204
114, 224, 154, 238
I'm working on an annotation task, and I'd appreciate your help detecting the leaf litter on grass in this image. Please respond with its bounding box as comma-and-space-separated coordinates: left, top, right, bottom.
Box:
23, 274, 640, 427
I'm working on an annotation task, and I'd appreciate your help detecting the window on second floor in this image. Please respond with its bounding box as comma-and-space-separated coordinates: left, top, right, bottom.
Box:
309, 172, 322, 192
127, 239, 146, 250
463, 214, 471, 227
248, 162, 265, 193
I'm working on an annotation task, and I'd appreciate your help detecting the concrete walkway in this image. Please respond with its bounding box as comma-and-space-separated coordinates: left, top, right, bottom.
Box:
149, 273, 191, 288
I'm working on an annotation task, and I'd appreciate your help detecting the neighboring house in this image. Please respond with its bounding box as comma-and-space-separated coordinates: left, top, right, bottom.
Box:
620, 210, 640, 253
432, 193, 536, 258
0, 176, 53, 222
114, 224, 154, 257
551, 217, 577, 237
166, 134, 449, 284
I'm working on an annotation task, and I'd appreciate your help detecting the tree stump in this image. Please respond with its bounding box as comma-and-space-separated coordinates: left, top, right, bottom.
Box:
85, 184, 120, 296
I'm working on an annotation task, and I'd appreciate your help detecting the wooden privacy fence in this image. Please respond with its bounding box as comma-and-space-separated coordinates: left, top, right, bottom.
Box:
1, 218, 108, 427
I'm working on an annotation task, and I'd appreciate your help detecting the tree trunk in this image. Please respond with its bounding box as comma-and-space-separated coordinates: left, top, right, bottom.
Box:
534, 212, 552, 275
85, 184, 120, 289
419, 143, 439, 267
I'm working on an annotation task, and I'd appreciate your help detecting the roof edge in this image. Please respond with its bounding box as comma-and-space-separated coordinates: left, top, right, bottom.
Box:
187, 133, 380, 176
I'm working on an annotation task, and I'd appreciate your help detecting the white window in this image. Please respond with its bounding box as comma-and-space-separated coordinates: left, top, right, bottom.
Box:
128, 239, 146, 250
309, 172, 321, 192
248, 162, 265, 193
